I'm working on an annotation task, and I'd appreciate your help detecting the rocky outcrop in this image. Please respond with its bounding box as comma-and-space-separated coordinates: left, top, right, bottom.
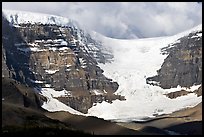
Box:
146, 31, 202, 89
193, 85, 202, 97
165, 90, 192, 99
57, 94, 125, 113
2, 46, 9, 77
2, 13, 121, 113
165, 85, 202, 99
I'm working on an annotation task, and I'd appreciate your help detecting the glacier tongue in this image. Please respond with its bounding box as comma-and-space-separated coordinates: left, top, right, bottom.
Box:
87, 25, 202, 122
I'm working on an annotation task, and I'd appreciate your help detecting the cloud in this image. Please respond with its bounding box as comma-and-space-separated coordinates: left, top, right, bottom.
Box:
2, 2, 202, 39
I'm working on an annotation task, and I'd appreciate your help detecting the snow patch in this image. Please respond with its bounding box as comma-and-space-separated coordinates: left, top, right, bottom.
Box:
41, 88, 71, 98
90, 89, 104, 95
44, 84, 51, 88
38, 88, 84, 115
61, 41, 68, 46
163, 84, 201, 94
28, 78, 45, 84
45, 69, 59, 74
59, 47, 69, 50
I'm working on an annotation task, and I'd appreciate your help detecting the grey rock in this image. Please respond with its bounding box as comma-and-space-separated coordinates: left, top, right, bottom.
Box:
2, 13, 121, 113
147, 31, 202, 89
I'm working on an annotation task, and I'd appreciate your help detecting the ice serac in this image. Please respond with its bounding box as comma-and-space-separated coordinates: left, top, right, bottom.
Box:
2, 10, 123, 114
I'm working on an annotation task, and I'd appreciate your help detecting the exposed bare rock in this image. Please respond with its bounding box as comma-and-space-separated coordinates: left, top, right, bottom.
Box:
147, 31, 202, 89
194, 85, 202, 97
165, 85, 202, 99
2, 14, 121, 113
165, 90, 192, 99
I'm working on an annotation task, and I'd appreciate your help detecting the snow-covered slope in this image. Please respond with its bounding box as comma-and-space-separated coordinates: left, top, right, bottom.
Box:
34, 88, 84, 115
87, 24, 202, 122
2, 9, 80, 28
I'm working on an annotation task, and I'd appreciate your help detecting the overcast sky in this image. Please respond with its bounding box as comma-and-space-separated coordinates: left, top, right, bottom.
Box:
2, 2, 202, 39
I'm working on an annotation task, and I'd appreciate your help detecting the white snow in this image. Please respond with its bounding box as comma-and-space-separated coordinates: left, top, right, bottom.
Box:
79, 58, 87, 68
35, 40, 44, 43
48, 47, 57, 51
197, 33, 202, 37
66, 69, 71, 71
28, 78, 45, 84
163, 84, 201, 94
17, 47, 45, 52
2, 9, 78, 28
59, 47, 69, 50
169, 39, 180, 46
30, 47, 45, 52
45, 69, 59, 74
103, 89, 107, 94
87, 24, 202, 122
41, 88, 71, 98
53, 39, 63, 43
39, 88, 84, 115
60, 41, 68, 46
79, 58, 86, 65
28, 43, 39, 47
87, 43, 99, 51
47, 39, 53, 43
191, 32, 202, 38
90, 89, 104, 95
66, 64, 72, 68
191, 35, 200, 38
44, 84, 51, 88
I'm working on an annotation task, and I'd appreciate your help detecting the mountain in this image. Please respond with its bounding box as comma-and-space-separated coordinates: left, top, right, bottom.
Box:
2, 9, 202, 135
2, 9, 125, 114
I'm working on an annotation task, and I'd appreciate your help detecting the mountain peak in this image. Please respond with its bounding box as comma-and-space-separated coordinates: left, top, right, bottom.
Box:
2, 9, 80, 28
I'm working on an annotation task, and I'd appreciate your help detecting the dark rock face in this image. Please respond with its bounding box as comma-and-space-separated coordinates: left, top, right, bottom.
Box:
2, 77, 46, 110
2, 14, 36, 86
2, 45, 9, 77
2, 13, 121, 113
147, 31, 202, 89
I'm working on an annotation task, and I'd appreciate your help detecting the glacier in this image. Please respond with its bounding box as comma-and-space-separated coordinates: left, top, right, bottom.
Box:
87, 25, 202, 122
3, 9, 202, 122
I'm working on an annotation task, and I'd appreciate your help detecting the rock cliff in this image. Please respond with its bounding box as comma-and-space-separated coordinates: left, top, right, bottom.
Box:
146, 31, 202, 89
2, 13, 123, 113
